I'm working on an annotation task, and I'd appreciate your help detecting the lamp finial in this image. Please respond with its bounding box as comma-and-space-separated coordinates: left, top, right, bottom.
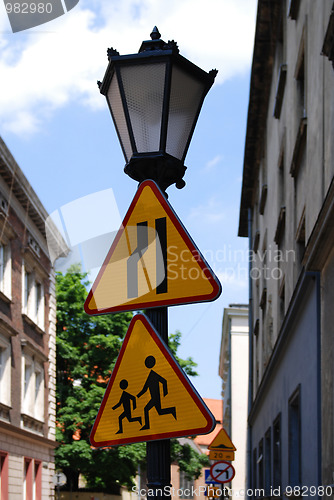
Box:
150, 26, 161, 40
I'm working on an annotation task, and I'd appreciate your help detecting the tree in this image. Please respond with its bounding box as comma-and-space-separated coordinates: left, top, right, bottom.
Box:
55, 267, 208, 492
168, 331, 198, 377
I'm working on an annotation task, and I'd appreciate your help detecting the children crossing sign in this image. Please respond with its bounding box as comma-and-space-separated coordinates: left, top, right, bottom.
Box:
84, 180, 221, 315
90, 314, 216, 447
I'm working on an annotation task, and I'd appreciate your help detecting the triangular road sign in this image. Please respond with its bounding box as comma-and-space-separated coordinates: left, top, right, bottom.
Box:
84, 180, 221, 315
90, 314, 216, 447
208, 428, 236, 451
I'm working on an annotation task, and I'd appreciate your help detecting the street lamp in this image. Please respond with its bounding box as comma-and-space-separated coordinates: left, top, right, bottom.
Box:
99, 27, 217, 192
98, 28, 217, 499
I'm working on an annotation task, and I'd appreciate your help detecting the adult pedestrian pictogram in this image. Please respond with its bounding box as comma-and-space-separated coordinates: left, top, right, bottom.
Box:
137, 355, 177, 430
210, 461, 235, 484
90, 314, 216, 447
112, 379, 142, 434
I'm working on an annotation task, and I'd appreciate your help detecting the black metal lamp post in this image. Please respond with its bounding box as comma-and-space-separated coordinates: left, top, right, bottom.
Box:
99, 26, 217, 193
98, 27, 217, 498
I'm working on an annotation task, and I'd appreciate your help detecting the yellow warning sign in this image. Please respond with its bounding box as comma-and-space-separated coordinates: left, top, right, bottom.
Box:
90, 314, 216, 447
208, 428, 236, 452
84, 180, 221, 315
205, 487, 221, 498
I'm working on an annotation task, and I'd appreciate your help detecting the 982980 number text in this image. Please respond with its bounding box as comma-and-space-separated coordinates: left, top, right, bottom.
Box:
5, 3, 53, 14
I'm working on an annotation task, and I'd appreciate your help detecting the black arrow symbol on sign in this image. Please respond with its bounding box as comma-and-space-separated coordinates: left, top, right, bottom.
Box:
214, 464, 230, 481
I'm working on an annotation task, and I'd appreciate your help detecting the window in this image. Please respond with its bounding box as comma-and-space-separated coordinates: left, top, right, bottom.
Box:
252, 448, 257, 491
34, 363, 44, 421
33, 461, 42, 500
277, 142, 285, 234
289, 386, 301, 486
273, 1, 287, 119
0, 336, 11, 409
23, 355, 33, 417
288, 0, 300, 21
22, 262, 45, 331
322, 5, 334, 68
264, 428, 271, 496
24, 458, 33, 500
258, 439, 264, 492
279, 278, 285, 328
295, 209, 306, 266
275, 140, 286, 247
23, 458, 41, 500
179, 470, 194, 499
291, 31, 307, 177
0, 243, 11, 300
273, 414, 282, 490
22, 354, 45, 423
0, 452, 9, 499
296, 51, 306, 120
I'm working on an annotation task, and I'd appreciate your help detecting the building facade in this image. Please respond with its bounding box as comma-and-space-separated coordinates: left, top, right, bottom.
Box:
219, 305, 248, 500
0, 137, 59, 498
134, 399, 223, 500
239, 0, 334, 495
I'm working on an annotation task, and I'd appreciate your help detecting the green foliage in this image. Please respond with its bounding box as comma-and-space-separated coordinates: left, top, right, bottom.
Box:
55, 267, 138, 492
171, 440, 209, 480
55, 267, 207, 492
168, 331, 198, 377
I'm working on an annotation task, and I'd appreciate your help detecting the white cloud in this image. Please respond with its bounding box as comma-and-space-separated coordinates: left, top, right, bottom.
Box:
205, 155, 223, 172
215, 268, 248, 290
188, 197, 226, 224
0, 0, 257, 135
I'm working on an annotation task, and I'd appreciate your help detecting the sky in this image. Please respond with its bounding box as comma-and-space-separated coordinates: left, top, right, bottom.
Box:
0, 0, 257, 401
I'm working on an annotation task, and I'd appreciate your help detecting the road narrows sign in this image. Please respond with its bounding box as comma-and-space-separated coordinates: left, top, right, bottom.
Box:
84, 180, 221, 315
210, 461, 235, 484
90, 314, 216, 447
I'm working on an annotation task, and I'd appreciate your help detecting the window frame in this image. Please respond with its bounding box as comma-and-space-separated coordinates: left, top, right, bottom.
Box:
258, 438, 264, 493
179, 469, 194, 499
0, 451, 9, 499
288, 385, 302, 486
0, 240, 12, 302
264, 427, 272, 497
22, 260, 45, 332
21, 347, 45, 424
273, 413, 282, 491
0, 335, 11, 408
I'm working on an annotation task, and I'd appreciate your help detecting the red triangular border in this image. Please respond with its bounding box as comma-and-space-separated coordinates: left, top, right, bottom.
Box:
90, 314, 216, 447
84, 180, 221, 315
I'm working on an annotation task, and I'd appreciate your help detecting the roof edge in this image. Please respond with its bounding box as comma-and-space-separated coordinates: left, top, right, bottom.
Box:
238, 0, 282, 237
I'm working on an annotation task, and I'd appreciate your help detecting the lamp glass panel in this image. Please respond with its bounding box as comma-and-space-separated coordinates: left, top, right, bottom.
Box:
107, 72, 133, 162
166, 65, 206, 160
120, 63, 166, 153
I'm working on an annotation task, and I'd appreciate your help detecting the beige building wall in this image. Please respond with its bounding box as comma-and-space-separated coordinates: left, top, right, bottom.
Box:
219, 306, 248, 500
0, 137, 63, 499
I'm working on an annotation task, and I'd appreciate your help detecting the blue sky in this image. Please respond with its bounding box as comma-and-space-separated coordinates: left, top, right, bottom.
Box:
0, 0, 257, 400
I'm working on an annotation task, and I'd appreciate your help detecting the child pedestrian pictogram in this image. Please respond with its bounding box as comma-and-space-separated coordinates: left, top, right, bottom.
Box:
90, 314, 216, 447
112, 379, 142, 434
137, 355, 177, 430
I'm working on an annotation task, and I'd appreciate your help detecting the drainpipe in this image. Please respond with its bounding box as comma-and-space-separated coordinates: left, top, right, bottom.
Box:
228, 317, 232, 438
247, 207, 253, 498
